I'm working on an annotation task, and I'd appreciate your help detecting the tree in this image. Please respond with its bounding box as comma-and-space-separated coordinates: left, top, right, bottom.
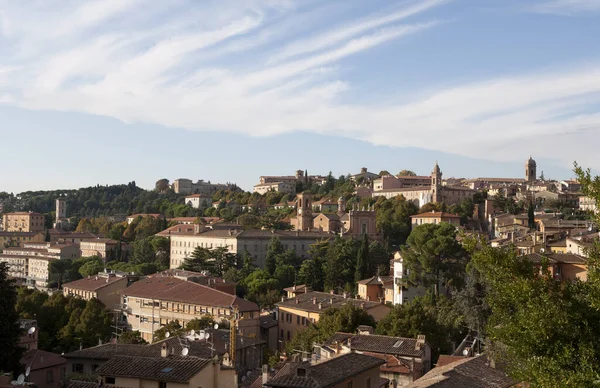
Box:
402, 223, 468, 298
354, 234, 369, 282
118, 330, 148, 345
369, 241, 390, 276
73, 298, 112, 348
378, 170, 391, 176
398, 170, 417, 176
154, 320, 184, 341
265, 236, 284, 276
0, 263, 23, 375
244, 270, 280, 308
78, 258, 104, 277
376, 196, 419, 248
181, 246, 215, 273
527, 203, 535, 230
186, 316, 215, 331
323, 237, 359, 291
132, 237, 157, 264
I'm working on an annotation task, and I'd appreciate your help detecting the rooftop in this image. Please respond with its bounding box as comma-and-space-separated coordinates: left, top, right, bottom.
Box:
409, 355, 514, 388
264, 353, 385, 388
21, 349, 66, 371
121, 276, 258, 312
523, 252, 587, 264
96, 355, 212, 383
276, 291, 386, 314
324, 332, 427, 358
62, 275, 127, 291
411, 212, 461, 219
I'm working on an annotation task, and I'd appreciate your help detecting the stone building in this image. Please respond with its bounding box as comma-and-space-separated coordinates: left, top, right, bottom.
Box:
172, 178, 237, 195
2, 211, 45, 232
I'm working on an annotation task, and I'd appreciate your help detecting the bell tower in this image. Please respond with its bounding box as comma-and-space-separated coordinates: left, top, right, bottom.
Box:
296, 192, 313, 231
431, 162, 442, 203
525, 156, 537, 184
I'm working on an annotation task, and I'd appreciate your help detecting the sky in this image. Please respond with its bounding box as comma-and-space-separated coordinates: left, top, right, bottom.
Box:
0, 0, 599, 193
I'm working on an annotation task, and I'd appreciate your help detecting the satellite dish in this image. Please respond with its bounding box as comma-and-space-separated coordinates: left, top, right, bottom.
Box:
28, 327, 36, 335
190, 329, 195, 336
16, 375, 25, 385
213, 323, 219, 330
462, 349, 469, 356
204, 333, 210, 340
165, 331, 171, 338
25, 367, 31, 377
181, 347, 189, 356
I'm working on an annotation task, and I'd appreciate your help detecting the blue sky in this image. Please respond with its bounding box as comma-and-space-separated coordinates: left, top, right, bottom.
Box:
0, 0, 599, 193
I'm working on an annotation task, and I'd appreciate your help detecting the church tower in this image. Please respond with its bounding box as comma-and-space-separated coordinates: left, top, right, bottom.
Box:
525, 156, 537, 184
296, 192, 313, 231
431, 162, 442, 203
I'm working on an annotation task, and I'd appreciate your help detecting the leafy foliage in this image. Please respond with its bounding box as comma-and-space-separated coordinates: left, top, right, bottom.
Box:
0, 263, 23, 375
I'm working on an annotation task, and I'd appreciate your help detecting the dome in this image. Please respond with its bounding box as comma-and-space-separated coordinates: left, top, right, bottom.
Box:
526, 156, 537, 167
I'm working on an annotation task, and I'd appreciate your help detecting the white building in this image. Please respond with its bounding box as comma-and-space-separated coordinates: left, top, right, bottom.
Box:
392, 253, 429, 305
184, 193, 213, 210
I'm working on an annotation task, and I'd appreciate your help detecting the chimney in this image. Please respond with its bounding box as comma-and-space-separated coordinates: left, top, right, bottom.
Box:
281, 296, 286, 302
161, 343, 168, 358
329, 290, 335, 295
342, 292, 347, 299
347, 338, 352, 348
311, 354, 317, 364
293, 284, 296, 291
366, 296, 370, 301
318, 302, 322, 309
312, 297, 317, 305
262, 364, 269, 385
295, 298, 300, 304
329, 297, 333, 304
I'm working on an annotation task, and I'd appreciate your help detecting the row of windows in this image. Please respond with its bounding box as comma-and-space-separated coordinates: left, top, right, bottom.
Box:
131, 299, 256, 318
280, 312, 312, 326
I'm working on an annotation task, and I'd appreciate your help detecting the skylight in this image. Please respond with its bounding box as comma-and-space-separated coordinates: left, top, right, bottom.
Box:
160, 368, 173, 373
393, 340, 403, 348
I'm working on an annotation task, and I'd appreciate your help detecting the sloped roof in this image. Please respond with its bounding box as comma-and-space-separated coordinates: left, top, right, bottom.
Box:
523, 252, 587, 264
21, 349, 66, 371
122, 276, 258, 312
276, 291, 386, 314
410, 355, 515, 388
324, 332, 426, 358
96, 355, 212, 383
265, 353, 384, 388
62, 275, 127, 291
411, 212, 461, 219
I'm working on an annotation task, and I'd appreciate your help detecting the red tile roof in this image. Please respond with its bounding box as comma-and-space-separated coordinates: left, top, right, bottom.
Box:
63, 275, 127, 291
21, 349, 66, 371
122, 277, 258, 312
411, 212, 461, 219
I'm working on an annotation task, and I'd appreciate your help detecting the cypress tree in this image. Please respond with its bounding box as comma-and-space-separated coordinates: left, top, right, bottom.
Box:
0, 262, 24, 375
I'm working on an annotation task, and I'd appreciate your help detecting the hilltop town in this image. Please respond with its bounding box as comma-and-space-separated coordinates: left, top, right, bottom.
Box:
1, 157, 599, 388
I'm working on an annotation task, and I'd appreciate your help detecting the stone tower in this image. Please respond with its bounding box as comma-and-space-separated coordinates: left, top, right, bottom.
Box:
296, 192, 313, 231
55, 198, 67, 223
337, 196, 346, 213
431, 162, 442, 203
525, 156, 537, 184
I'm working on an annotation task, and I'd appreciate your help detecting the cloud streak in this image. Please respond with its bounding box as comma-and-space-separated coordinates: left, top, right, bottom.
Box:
0, 0, 599, 172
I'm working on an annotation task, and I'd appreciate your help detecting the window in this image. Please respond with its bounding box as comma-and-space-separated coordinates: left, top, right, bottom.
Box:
366, 377, 371, 387
46, 371, 54, 383
287, 331, 291, 340
347, 382, 353, 388
105, 377, 116, 385
302, 317, 306, 325
280, 329, 284, 338
92, 364, 99, 372
159, 382, 167, 388
73, 363, 84, 373
297, 316, 300, 324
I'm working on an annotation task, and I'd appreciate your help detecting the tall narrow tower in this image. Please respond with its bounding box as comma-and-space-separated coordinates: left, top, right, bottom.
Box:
56, 198, 67, 223
431, 162, 442, 203
525, 156, 537, 184
296, 192, 313, 232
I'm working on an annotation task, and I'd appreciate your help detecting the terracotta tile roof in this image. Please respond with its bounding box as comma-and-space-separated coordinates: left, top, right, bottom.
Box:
96, 355, 212, 383
410, 355, 515, 388
324, 332, 426, 358
315, 213, 340, 221
63, 344, 158, 360
411, 212, 461, 219
62, 275, 127, 291
67, 381, 126, 388
155, 224, 197, 236
276, 291, 387, 314
362, 352, 418, 375
356, 276, 392, 285
523, 253, 587, 264
283, 284, 309, 293
80, 238, 118, 244
0, 231, 44, 237
435, 355, 464, 367
264, 353, 384, 388
21, 349, 66, 371
122, 276, 259, 312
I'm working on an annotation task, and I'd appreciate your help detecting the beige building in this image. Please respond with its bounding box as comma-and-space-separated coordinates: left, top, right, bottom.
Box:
357, 276, 394, 304
253, 181, 296, 195
371, 163, 474, 207
120, 274, 260, 343
80, 238, 121, 258
184, 193, 213, 210
275, 291, 391, 350
2, 211, 45, 232
159, 224, 331, 269
0, 242, 81, 289
96, 352, 236, 388
63, 272, 129, 308
0, 231, 45, 248
410, 212, 462, 228
172, 178, 235, 195
579, 195, 598, 213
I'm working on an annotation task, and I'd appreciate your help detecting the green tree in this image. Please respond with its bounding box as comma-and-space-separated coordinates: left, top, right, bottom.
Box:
398, 170, 417, 176
0, 263, 23, 375
402, 223, 467, 298
527, 203, 535, 230
376, 196, 419, 248
244, 270, 280, 308
323, 237, 359, 291
181, 246, 214, 273
78, 258, 104, 277
369, 241, 390, 276
186, 316, 215, 331
265, 236, 284, 276
354, 234, 369, 283
154, 320, 184, 342
118, 330, 148, 344
131, 237, 156, 264
74, 298, 112, 348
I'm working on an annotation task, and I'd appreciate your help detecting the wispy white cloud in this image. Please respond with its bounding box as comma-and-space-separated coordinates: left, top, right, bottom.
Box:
0, 0, 599, 172
533, 0, 600, 14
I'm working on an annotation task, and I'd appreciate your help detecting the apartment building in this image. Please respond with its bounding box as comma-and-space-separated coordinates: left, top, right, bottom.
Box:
356, 276, 394, 304
120, 274, 260, 343
0, 231, 45, 248
410, 212, 461, 228
63, 272, 129, 307
524, 252, 588, 281
80, 238, 122, 258
275, 291, 391, 350
2, 211, 45, 232
159, 224, 331, 269
253, 181, 296, 195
